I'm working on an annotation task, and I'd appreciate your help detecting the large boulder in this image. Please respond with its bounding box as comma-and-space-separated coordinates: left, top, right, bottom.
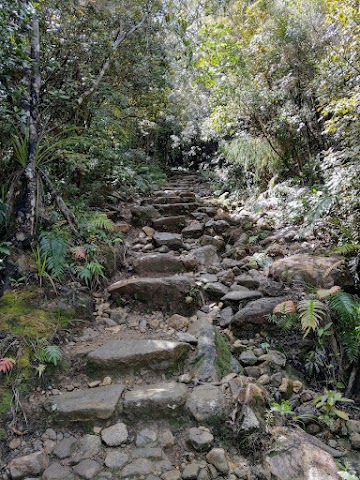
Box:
108, 275, 197, 314
232, 297, 289, 335
131, 205, 160, 226
266, 254, 352, 288
265, 427, 341, 480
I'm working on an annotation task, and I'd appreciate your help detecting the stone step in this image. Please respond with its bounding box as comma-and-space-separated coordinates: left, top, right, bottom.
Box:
182, 222, 205, 239
152, 215, 186, 233
108, 275, 197, 314
123, 381, 189, 420
152, 232, 184, 250
87, 340, 191, 373
43, 384, 125, 422
142, 195, 196, 205
154, 203, 199, 216
133, 253, 196, 275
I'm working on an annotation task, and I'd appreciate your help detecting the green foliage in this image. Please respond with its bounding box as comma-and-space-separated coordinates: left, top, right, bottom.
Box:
297, 299, 328, 337
39, 231, 68, 280
214, 330, 233, 378
313, 390, 353, 426
0, 241, 11, 271
326, 291, 360, 362
31, 339, 62, 377
75, 261, 106, 289
268, 313, 299, 334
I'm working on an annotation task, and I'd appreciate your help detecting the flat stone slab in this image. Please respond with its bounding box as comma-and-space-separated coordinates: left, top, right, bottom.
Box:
182, 222, 204, 239
133, 253, 191, 275
108, 275, 197, 313
88, 340, 190, 372
221, 290, 263, 303
43, 384, 124, 421
124, 382, 188, 419
153, 232, 184, 250
154, 202, 199, 216
152, 216, 186, 233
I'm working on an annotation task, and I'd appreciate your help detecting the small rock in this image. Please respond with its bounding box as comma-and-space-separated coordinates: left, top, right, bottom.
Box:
258, 374, 270, 385
73, 459, 102, 479
161, 430, 175, 449
42, 428, 57, 441
187, 427, 214, 451
8, 451, 49, 480
182, 463, 200, 479
350, 433, 360, 450
53, 437, 77, 459
161, 470, 181, 480
42, 462, 75, 480
102, 376, 112, 386
104, 451, 129, 469
179, 373, 192, 384
88, 380, 101, 388
168, 314, 189, 329
101, 422, 128, 446
143, 226, 156, 237
71, 435, 102, 464
239, 350, 258, 366
206, 448, 229, 474
121, 458, 154, 477
136, 428, 158, 447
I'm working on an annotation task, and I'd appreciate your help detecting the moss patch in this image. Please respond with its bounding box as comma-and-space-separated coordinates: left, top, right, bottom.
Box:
215, 330, 233, 378
0, 387, 12, 415
0, 288, 73, 340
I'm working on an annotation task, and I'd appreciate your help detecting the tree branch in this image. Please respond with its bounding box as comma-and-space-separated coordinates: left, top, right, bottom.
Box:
77, 16, 147, 107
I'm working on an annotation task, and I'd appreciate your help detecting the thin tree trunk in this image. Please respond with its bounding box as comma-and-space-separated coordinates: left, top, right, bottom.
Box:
38, 168, 80, 238
76, 17, 146, 108
15, 9, 40, 248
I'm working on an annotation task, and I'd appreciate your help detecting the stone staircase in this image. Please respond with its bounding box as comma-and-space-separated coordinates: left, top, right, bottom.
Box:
3, 173, 348, 480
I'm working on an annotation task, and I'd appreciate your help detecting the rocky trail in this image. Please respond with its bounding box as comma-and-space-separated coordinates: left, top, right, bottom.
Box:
2, 173, 360, 480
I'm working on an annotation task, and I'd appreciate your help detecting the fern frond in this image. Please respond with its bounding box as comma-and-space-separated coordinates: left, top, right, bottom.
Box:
297, 299, 328, 336
89, 212, 115, 232
44, 345, 62, 366
39, 231, 68, 279
334, 244, 360, 256
327, 291, 360, 323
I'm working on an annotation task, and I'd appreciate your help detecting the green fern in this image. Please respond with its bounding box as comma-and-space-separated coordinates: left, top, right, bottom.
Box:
87, 212, 115, 232
39, 231, 68, 279
268, 313, 299, 333
326, 291, 360, 362
334, 244, 360, 256
297, 298, 328, 336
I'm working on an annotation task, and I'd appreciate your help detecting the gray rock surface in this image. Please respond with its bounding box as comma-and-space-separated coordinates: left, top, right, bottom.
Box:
124, 382, 188, 419
108, 276, 196, 314
8, 451, 48, 480
44, 384, 124, 421
42, 462, 75, 480
88, 339, 190, 372
186, 385, 226, 422
101, 422, 128, 446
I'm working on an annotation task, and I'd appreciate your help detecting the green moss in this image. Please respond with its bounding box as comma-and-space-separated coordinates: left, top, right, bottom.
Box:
0, 388, 12, 415
215, 330, 233, 378
0, 427, 7, 440
0, 288, 72, 340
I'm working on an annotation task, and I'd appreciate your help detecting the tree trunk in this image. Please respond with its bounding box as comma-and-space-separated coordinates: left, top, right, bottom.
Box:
15, 9, 40, 248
